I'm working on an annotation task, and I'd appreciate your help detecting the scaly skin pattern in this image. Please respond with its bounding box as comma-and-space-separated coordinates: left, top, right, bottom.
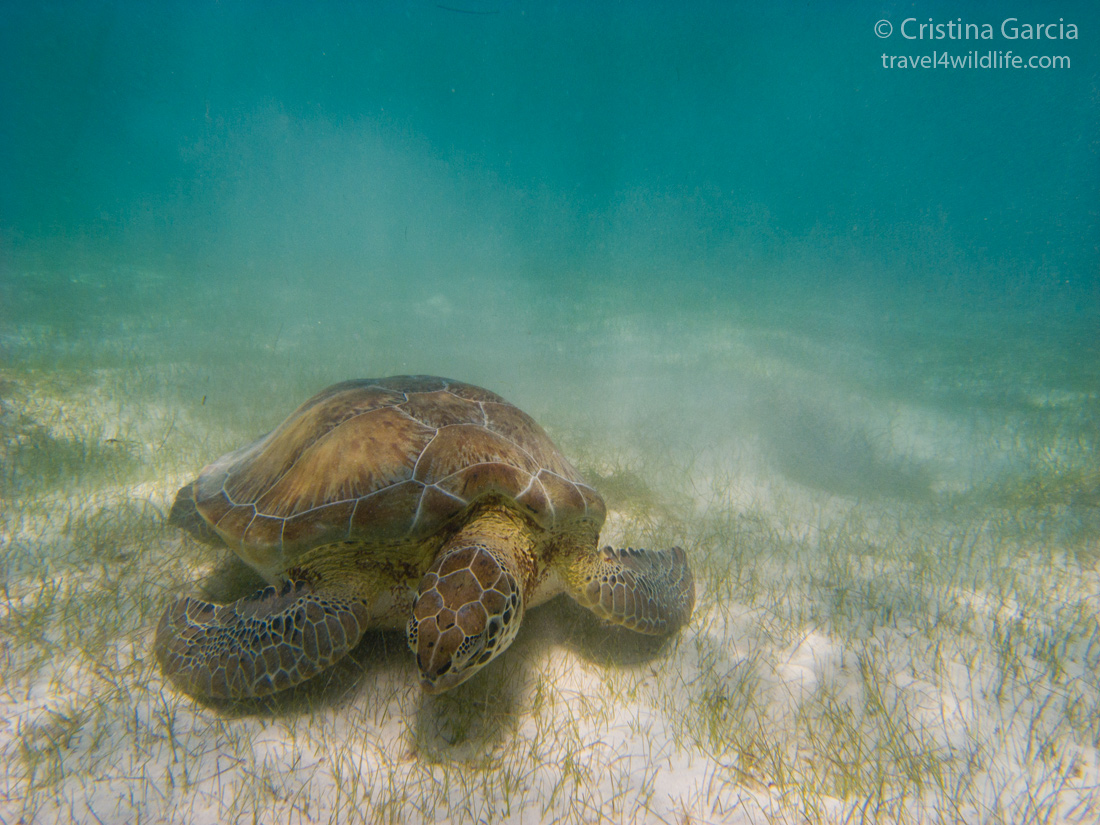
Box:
154, 581, 370, 699
407, 507, 532, 693
564, 545, 696, 635
406, 507, 696, 692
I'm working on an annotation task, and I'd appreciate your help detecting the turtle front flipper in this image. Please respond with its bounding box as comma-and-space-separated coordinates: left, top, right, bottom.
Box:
154, 581, 369, 699
565, 546, 695, 634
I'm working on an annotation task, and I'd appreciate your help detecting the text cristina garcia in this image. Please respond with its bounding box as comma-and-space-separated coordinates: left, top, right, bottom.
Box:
901, 18, 1078, 40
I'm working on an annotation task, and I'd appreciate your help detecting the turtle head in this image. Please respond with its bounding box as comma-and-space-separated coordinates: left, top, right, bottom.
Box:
407, 544, 524, 694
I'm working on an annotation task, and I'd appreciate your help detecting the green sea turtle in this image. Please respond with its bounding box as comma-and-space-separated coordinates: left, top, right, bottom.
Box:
155, 376, 694, 699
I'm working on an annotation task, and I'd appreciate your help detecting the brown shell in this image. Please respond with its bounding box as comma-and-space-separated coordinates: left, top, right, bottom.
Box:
190, 376, 605, 560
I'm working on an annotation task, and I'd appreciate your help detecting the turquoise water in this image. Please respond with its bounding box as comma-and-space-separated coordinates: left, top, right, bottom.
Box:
4, 1, 1096, 306
2, 2, 1099, 823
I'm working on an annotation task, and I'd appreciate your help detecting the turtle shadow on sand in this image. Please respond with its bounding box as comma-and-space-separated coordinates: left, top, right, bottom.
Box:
408, 596, 674, 758
179, 551, 671, 747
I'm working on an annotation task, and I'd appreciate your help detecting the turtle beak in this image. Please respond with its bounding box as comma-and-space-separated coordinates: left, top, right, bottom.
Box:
406, 613, 476, 694
419, 669, 470, 695
411, 642, 481, 695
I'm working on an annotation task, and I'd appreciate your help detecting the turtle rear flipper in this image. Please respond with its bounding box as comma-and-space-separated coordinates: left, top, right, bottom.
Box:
154, 581, 369, 699
566, 546, 695, 634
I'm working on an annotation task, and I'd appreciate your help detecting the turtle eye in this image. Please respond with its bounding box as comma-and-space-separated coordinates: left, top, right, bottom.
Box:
484, 615, 502, 645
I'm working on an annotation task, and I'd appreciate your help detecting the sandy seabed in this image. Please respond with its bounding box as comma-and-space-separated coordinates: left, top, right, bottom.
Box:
2, 267, 1099, 824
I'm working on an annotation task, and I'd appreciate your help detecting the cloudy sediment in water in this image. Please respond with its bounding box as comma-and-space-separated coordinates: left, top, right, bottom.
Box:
2, 2, 1098, 823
